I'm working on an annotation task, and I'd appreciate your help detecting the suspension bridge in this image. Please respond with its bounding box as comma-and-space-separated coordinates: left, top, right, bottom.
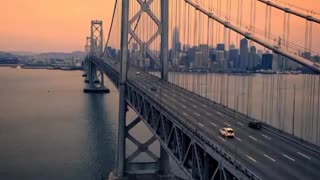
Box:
82, 0, 320, 179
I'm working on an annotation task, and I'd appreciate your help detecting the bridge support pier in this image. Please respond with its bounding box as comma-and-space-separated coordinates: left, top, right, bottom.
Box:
159, 146, 171, 180
83, 59, 90, 83
83, 61, 109, 93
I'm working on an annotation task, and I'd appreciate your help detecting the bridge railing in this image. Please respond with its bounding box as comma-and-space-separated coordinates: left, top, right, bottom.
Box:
90, 57, 262, 180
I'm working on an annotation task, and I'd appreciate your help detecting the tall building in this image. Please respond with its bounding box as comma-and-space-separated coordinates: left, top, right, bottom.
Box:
195, 52, 203, 68
272, 53, 280, 71
249, 46, 257, 70
261, 53, 273, 70
186, 46, 198, 67
216, 50, 227, 69
216, 43, 225, 51
209, 48, 216, 61
240, 38, 249, 70
229, 48, 239, 68
198, 44, 209, 68
172, 27, 180, 52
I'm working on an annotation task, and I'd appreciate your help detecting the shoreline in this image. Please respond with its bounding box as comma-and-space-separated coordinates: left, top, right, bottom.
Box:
0, 64, 83, 71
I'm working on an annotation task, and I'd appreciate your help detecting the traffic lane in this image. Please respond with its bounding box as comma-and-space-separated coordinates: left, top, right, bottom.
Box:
130, 74, 279, 180
139, 70, 320, 166
133, 71, 317, 179
259, 127, 320, 163
109, 63, 318, 179
131, 72, 299, 180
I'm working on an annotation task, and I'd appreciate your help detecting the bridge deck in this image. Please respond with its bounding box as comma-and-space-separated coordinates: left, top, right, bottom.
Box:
95, 59, 320, 180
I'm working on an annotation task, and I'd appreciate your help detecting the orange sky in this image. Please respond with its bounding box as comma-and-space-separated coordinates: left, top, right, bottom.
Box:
0, 0, 319, 53
0, 0, 115, 52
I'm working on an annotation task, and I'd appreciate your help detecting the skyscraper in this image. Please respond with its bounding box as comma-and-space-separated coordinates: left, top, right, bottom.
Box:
249, 46, 257, 70
198, 44, 209, 68
216, 43, 225, 51
262, 53, 273, 70
240, 38, 249, 70
172, 27, 180, 52
229, 48, 239, 68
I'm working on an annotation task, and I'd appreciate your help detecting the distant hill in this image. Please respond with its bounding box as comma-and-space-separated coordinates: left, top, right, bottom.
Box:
0, 51, 21, 64
0, 51, 86, 60
0, 51, 18, 57
8, 51, 36, 56
34, 51, 86, 59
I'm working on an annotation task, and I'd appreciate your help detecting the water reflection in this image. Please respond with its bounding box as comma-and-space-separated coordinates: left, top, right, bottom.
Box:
85, 94, 116, 180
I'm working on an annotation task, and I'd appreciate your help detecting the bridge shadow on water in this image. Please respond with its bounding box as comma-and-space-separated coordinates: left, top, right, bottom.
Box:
84, 93, 116, 180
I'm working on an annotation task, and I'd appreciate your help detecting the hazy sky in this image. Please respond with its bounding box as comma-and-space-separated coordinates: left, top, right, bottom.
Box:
1, 0, 115, 53
0, 0, 319, 53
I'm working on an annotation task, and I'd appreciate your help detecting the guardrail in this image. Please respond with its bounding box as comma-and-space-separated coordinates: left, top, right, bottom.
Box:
89, 58, 262, 180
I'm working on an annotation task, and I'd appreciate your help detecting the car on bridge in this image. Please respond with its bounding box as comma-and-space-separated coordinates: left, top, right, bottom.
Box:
248, 121, 262, 130
219, 127, 235, 138
136, 71, 140, 75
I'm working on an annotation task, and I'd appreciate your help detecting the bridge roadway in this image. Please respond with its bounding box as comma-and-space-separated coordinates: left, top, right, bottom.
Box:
93, 59, 320, 180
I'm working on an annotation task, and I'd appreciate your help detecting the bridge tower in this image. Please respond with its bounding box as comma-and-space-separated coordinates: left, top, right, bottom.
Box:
90, 20, 104, 57
83, 20, 109, 94
84, 36, 91, 54
110, 0, 171, 179
82, 37, 91, 78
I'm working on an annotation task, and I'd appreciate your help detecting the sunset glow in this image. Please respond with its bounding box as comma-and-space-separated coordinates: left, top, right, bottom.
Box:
0, 0, 319, 52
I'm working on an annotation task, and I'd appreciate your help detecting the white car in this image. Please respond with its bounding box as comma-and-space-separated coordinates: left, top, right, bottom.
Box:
219, 127, 235, 138
136, 71, 140, 75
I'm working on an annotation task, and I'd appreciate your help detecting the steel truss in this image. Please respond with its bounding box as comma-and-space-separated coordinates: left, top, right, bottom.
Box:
125, 117, 160, 174
90, 58, 262, 180
91, 20, 104, 57
129, 0, 161, 66
92, 58, 166, 176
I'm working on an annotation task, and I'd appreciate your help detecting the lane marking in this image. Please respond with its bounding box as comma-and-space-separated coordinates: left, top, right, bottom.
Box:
206, 112, 211, 116
224, 122, 231, 126
198, 123, 204, 127
211, 122, 217, 127
249, 136, 258, 141
193, 104, 197, 108
217, 112, 223, 116
246, 155, 257, 163
182, 105, 186, 108
264, 154, 276, 162
236, 137, 242, 142
194, 112, 201, 117
282, 154, 295, 162
202, 104, 207, 107
262, 134, 272, 140
219, 136, 226, 142
297, 152, 311, 160
183, 112, 189, 116
182, 98, 186, 102
237, 122, 244, 126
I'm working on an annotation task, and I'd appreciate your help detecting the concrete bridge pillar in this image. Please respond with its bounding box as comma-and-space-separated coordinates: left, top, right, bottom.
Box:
83, 60, 109, 93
